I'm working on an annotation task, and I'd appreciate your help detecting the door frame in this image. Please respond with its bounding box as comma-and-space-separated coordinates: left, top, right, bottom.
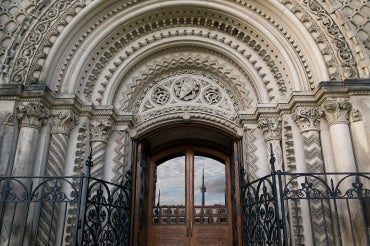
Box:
130, 125, 243, 245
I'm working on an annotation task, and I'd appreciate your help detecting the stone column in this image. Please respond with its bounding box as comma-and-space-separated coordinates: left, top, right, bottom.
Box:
46, 110, 79, 176
320, 98, 356, 172
293, 106, 324, 173
257, 116, 283, 171
90, 119, 113, 179
12, 102, 49, 176
320, 97, 365, 245
0, 102, 49, 245
37, 110, 78, 245
293, 106, 333, 245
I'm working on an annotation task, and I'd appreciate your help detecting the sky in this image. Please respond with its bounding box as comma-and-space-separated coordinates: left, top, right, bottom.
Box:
155, 155, 226, 206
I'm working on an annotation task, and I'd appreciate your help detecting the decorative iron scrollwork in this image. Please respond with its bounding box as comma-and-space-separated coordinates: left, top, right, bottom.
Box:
82, 170, 131, 245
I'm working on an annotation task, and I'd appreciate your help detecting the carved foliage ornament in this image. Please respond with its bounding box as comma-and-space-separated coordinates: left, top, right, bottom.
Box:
293, 106, 321, 132
134, 71, 237, 123
257, 117, 282, 141
16, 102, 49, 129
50, 110, 79, 135
320, 98, 351, 125
90, 119, 113, 143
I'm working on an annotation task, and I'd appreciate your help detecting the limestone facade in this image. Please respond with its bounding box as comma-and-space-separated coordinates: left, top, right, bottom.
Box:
0, 0, 370, 244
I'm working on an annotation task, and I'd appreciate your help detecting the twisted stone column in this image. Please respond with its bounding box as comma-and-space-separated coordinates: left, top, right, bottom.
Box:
293, 106, 334, 245
321, 97, 365, 245
90, 119, 113, 179
37, 110, 78, 245
257, 116, 283, 171
0, 102, 49, 245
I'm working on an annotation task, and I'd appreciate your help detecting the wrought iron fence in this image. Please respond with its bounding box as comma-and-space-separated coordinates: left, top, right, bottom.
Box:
242, 163, 370, 245
81, 174, 131, 245
0, 170, 131, 245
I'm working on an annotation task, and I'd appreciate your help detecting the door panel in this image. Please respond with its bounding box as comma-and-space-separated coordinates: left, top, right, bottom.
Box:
150, 226, 187, 245
192, 226, 229, 245
148, 147, 232, 246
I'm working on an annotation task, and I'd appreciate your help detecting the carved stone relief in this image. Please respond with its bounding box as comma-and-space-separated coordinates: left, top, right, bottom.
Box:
133, 70, 238, 125
280, 0, 360, 79
115, 51, 256, 112
16, 102, 49, 129
320, 97, 352, 125
1, 0, 368, 96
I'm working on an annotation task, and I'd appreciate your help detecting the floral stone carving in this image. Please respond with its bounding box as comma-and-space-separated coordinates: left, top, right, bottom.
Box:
133, 71, 238, 123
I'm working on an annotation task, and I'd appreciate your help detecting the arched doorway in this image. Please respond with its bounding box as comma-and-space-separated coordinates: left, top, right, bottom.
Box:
130, 125, 243, 245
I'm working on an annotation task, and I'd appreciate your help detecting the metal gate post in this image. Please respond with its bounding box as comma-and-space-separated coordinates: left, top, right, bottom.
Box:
269, 143, 287, 245
74, 147, 93, 245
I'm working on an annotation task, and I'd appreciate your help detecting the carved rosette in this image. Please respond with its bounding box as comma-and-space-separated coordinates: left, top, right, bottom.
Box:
257, 117, 282, 141
320, 98, 351, 126
293, 106, 321, 132
90, 119, 113, 143
133, 71, 238, 125
16, 102, 49, 129
50, 110, 79, 135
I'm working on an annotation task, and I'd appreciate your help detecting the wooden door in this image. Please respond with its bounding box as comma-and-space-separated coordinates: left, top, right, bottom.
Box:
148, 147, 232, 246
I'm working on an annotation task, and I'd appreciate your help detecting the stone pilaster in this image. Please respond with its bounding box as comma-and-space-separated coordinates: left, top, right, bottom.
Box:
257, 116, 283, 171
111, 129, 131, 184
90, 119, 113, 179
350, 108, 370, 172
37, 110, 78, 246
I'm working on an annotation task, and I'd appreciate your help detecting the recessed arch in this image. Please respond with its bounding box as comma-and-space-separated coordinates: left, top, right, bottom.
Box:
40, 0, 329, 103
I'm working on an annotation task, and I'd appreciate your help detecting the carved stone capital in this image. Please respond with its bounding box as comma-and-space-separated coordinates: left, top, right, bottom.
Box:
320, 98, 351, 125
351, 108, 362, 122
50, 110, 79, 135
293, 106, 321, 132
16, 102, 49, 129
90, 119, 113, 143
257, 117, 282, 141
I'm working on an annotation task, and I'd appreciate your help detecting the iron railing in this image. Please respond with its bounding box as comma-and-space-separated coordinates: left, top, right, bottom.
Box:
242, 157, 370, 245
0, 163, 131, 245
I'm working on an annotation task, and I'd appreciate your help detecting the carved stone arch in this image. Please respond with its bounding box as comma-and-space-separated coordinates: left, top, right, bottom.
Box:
36, 0, 333, 101
110, 48, 263, 113
5, 0, 365, 93
78, 29, 287, 104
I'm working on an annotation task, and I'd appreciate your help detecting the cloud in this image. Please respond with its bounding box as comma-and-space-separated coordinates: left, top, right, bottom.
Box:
154, 155, 226, 206
206, 176, 225, 195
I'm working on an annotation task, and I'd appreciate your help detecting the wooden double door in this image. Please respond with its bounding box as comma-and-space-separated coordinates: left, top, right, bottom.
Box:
147, 146, 233, 246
